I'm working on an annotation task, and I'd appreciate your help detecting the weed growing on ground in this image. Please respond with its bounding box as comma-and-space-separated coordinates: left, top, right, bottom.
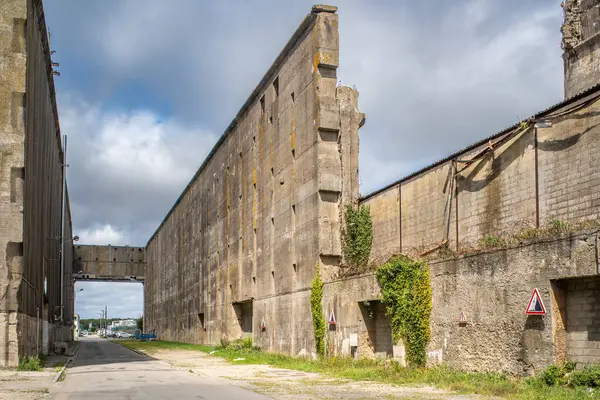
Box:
52, 361, 65, 373
17, 356, 43, 372
116, 340, 600, 399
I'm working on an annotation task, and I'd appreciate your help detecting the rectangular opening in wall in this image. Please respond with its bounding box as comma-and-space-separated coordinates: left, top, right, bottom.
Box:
293, 263, 297, 273
232, 300, 253, 339
358, 300, 393, 358
319, 190, 340, 203
318, 65, 337, 79
260, 95, 265, 115
319, 130, 338, 142
273, 77, 279, 97
198, 313, 205, 331
291, 91, 295, 103
10, 167, 24, 203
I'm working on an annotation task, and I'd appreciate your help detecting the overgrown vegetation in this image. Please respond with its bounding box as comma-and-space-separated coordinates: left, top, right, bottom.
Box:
310, 264, 325, 357
219, 337, 253, 351
529, 361, 600, 389
116, 340, 600, 399
341, 204, 373, 276
479, 233, 503, 248
17, 355, 43, 371
376, 255, 432, 368
467, 217, 600, 254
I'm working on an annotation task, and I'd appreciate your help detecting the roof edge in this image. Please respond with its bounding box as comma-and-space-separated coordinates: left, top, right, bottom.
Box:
360, 82, 600, 202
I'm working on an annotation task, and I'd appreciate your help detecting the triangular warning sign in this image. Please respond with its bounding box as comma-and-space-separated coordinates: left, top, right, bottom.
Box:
526, 288, 546, 315
328, 305, 336, 325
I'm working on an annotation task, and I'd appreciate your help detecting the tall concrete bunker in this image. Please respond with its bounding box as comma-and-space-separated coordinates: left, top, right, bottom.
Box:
144, 2, 600, 374
0, 0, 74, 366
144, 5, 363, 353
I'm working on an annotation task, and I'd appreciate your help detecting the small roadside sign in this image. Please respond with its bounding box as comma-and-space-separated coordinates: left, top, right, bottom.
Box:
328, 305, 336, 325
526, 288, 546, 315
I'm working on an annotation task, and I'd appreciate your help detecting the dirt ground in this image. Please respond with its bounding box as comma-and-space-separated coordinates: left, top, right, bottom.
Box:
140, 348, 494, 400
0, 370, 54, 400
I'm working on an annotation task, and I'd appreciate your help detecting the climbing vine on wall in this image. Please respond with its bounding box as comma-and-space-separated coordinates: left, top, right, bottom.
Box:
341, 204, 373, 276
310, 264, 325, 357
376, 255, 432, 368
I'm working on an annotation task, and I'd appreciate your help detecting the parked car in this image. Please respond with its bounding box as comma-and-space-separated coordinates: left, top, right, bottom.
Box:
119, 332, 133, 339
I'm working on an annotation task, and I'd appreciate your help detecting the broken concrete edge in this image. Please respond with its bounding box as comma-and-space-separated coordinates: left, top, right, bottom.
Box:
312, 4, 338, 13
53, 342, 79, 383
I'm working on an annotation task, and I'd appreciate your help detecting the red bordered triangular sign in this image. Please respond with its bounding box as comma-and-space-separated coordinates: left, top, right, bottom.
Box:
526, 288, 546, 315
328, 305, 336, 325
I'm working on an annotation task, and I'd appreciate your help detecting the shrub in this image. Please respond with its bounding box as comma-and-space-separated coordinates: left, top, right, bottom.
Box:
310, 264, 325, 357
376, 256, 432, 368
341, 204, 373, 275
568, 364, 600, 388
17, 355, 43, 371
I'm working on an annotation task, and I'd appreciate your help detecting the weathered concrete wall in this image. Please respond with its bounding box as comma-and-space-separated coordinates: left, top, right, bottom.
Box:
0, 0, 27, 367
324, 231, 600, 374
145, 5, 363, 355
363, 92, 600, 263
0, 0, 71, 366
562, 0, 600, 98
427, 231, 599, 375
73, 245, 145, 281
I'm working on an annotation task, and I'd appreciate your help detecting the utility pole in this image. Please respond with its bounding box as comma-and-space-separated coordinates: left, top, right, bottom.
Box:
105, 305, 108, 336
59, 135, 68, 325
99, 310, 104, 336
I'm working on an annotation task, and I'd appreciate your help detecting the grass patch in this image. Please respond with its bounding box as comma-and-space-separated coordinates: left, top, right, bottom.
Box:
52, 361, 65, 373
17, 356, 44, 372
115, 340, 600, 399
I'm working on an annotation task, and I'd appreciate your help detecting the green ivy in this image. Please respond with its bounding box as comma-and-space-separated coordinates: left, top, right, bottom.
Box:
376, 255, 432, 368
310, 264, 325, 357
341, 204, 373, 275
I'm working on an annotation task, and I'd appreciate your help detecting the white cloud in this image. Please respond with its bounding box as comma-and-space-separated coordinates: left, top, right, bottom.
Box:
47, 0, 566, 235
77, 224, 127, 246
59, 95, 217, 245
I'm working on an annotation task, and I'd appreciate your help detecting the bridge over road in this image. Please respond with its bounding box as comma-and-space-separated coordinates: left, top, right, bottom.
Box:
73, 245, 146, 283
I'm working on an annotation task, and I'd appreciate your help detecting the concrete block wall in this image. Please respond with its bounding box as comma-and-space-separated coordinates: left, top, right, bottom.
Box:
565, 276, 600, 365
363, 93, 600, 264
145, 5, 363, 355
457, 129, 536, 247
538, 99, 600, 225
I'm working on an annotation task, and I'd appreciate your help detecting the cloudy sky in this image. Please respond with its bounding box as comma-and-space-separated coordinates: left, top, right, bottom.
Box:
44, 0, 564, 318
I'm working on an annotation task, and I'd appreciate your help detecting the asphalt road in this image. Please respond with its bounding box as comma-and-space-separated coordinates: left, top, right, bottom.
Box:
50, 337, 270, 400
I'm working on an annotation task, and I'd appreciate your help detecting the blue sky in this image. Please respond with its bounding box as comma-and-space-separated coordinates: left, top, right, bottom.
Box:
44, 0, 564, 318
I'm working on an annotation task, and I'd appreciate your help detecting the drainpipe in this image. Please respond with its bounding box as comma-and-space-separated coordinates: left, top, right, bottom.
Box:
60, 135, 67, 326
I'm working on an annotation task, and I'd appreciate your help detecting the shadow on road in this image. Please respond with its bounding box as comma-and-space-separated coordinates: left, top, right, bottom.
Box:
70, 337, 156, 368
